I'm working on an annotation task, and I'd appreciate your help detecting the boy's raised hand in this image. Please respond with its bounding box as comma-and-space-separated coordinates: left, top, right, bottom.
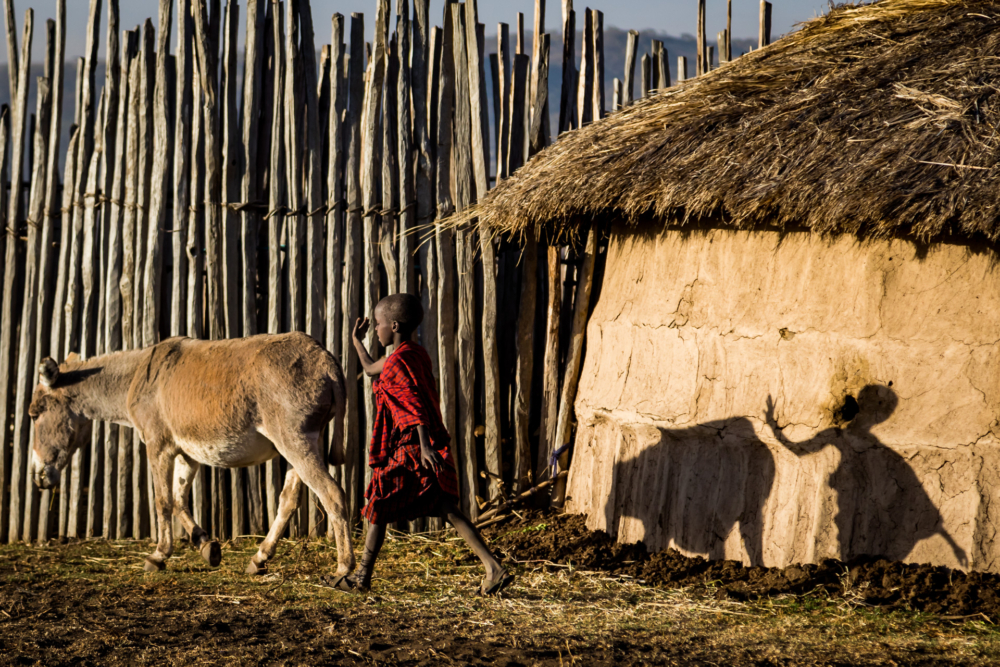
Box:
353, 317, 370, 341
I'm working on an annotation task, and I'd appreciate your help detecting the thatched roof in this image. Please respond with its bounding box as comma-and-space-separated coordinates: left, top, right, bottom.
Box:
458, 0, 1000, 244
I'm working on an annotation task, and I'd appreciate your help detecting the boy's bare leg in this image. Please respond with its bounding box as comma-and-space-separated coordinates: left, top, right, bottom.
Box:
441, 502, 505, 580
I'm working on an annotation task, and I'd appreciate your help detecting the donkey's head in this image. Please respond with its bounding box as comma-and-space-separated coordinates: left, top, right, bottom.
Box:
28, 356, 89, 489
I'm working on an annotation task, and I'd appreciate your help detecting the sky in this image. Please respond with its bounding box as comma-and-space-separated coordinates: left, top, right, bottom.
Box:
0, 0, 832, 65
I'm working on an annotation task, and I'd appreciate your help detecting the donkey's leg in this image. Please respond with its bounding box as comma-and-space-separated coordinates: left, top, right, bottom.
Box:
145, 445, 177, 572
277, 432, 355, 577
246, 468, 303, 575
172, 454, 220, 566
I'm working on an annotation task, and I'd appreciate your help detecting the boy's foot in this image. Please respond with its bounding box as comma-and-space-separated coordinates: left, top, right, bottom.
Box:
322, 574, 370, 593
479, 569, 515, 597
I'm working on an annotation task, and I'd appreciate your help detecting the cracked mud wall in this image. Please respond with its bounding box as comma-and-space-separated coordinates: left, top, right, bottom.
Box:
564, 223, 1000, 572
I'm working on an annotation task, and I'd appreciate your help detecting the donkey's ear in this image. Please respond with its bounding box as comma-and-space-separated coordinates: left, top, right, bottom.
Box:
39, 358, 59, 387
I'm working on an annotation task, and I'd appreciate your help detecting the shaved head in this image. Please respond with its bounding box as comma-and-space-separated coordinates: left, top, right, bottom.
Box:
375, 293, 424, 336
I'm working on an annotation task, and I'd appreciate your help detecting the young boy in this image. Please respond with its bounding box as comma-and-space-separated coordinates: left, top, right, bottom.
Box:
332, 293, 513, 595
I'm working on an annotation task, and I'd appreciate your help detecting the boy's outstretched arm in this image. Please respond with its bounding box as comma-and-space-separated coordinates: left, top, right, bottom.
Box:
352, 317, 386, 377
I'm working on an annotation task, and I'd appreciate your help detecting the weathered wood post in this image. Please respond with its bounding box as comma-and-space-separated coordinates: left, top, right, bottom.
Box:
432, 18, 456, 530
623, 30, 637, 106
341, 11, 364, 522
397, 1, 416, 296
3, 10, 32, 542
760, 0, 772, 49
558, 1, 575, 133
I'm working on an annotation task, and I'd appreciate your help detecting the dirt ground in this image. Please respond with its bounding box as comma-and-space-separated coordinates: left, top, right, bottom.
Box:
0, 511, 998, 666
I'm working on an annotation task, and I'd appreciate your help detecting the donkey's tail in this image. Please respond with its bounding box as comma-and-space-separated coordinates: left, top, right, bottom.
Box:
327, 355, 348, 467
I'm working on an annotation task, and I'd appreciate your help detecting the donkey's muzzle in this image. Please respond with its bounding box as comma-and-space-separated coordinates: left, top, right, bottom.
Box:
34, 464, 60, 490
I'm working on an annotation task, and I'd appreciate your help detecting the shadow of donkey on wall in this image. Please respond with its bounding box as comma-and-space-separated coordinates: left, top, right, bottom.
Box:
603, 384, 966, 568
602, 416, 776, 566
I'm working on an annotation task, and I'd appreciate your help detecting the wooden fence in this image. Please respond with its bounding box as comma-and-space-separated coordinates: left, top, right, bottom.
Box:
0, 0, 772, 544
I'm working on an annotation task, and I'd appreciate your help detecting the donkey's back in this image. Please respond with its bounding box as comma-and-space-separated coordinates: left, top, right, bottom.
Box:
128, 332, 347, 467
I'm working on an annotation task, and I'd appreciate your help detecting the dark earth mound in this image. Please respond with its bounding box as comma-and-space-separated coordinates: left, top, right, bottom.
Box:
484, 510, 1000, 619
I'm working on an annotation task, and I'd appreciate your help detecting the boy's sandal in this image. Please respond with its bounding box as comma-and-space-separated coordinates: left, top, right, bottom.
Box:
479, 569, 515, 597
322, 574, 369, 593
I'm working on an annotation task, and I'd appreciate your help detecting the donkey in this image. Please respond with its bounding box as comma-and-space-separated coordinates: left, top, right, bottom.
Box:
28, 332, 355, 576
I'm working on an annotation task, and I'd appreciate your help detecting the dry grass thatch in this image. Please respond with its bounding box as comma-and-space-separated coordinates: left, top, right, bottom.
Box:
454, 0, 1000, 245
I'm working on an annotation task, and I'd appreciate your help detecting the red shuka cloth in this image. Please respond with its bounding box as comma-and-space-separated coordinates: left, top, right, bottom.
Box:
362, 341, 459, 524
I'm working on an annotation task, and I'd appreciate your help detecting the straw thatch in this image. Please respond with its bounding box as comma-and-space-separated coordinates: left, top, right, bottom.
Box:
458, 0, 1000, 244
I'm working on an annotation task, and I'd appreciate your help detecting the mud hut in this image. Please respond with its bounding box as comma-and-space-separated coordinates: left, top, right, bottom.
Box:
455, 0, 1000, 571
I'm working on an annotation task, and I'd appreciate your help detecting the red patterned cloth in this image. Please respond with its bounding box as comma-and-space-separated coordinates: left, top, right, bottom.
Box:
362, 341, 459, 525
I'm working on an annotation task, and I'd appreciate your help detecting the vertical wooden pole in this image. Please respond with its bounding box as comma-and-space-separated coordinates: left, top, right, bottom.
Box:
0, 108, 10, 541
241, 0, 264, 537
650, 41, 661, 91
677, 56, 688, 83
380, 32, 399, 296
656, 42, 670, 90
496, 23, 510, 178
575, 8, 592, 128
325, 13, 346, 504
106, 28, 133, 541
640, 54, 649, 98
718, 31, 727, 65
145, 0, 173, 351
450, 2, 478, 520
2, 0, 17, 102
340, 11, 364, 523
118, 41, 141, 541
697, 0, 706, 76
465, 1, 497, 508
432, 19, 457, 511
299, 0, 325, 344
528, 35, 550, 156
538, 238, 561, 480
623, 30, 637, 106
551, 225, 597, 506
3, 11, 32, 542
612, 78, 620, 112
36, 13, 63, 541
557, 2, 575, 134
397, 2, 416, 296
79, 93, 104, 541
221, 0, 240, 342
412, 0, 438, 388
220, 0, 245, 540
298, 0, 326, 537
283, 0, 304, 350
187, 61, 204, 343
172, 0, 192, 340
193, 0, 226, 343
361, 0, 389, 499
265, 0, 286, 527
134, 21, 156, 540
727, 0, 732, 61
708, 45, 714, 73
759, 1, 772, 49
15, 75, 50, 542
590, 10, 603, 121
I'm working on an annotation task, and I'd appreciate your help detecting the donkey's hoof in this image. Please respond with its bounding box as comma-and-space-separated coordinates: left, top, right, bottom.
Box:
200, 540, 222, 567
246, 557, 268, 576
143, 557, 166, 573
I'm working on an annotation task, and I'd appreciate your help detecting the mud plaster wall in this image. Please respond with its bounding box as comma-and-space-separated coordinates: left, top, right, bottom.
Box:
564, 223, 1000, 572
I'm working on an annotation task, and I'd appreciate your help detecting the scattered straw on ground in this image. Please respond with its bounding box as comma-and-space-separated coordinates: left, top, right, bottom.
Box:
2, 522, 1000, 665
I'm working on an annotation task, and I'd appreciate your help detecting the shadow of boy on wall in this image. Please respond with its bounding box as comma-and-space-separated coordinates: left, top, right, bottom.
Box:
765, 384, 967, 568
602, 416, 775, 566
